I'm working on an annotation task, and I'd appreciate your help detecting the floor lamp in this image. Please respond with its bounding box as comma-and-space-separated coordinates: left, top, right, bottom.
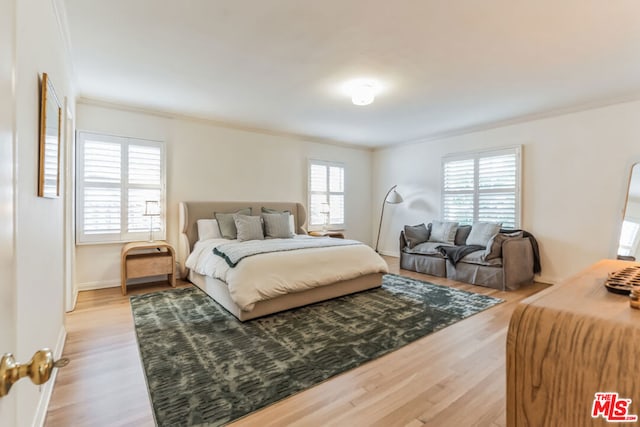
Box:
375, 185, 403, 253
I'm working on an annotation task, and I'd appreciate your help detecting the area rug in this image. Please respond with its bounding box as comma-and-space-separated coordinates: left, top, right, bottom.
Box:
130, 274, 503, 426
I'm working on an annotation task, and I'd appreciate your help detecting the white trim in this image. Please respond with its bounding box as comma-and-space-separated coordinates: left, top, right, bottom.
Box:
307, 159, 346, 230
78, 274, 168, 291
31, 326, 66, 427
379, 249, 399, 257
77, 97, 373, 152
76, 131, 167, 244
375, 92, 640, 150
51, 0, 77, 91
77, 279, 120, 291
534, 275, 557, 286
441, 145, 522, 228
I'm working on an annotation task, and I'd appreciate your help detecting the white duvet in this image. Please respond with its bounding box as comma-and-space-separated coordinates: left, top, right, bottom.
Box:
185, 235, 389, 311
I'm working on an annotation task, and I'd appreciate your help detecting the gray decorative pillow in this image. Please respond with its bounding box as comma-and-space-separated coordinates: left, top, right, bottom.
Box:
404, 223, 431, 249
466, 222, 502, 247
215, 208, 251, 239
261, 207, 289, 214
428, 220, 459, 244
233, 214, 264, 241
454, 225, 472, 246
484, 231, 523, 260
262, 212, 294, 238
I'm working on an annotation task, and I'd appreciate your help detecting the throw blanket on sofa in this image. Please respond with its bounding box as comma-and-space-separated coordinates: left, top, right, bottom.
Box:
214, 237, 362, 267
436, 245, 485, 265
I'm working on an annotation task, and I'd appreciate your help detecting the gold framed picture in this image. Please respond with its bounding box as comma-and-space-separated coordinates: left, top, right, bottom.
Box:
38, 72, 61, 198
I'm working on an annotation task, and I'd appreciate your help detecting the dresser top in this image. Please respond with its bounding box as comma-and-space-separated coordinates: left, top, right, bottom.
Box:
521, 259, 640, 326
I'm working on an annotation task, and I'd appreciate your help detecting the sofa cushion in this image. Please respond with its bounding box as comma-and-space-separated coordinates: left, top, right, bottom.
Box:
459, 249, 503, 267
466, 222, 502, 246
404, 241, 452, 257
404, 223, 431, 248
454, 225, 472, 245
429, 220, 459, 244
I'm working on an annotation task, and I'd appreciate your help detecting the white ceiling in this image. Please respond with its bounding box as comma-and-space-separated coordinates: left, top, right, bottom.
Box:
63, 0, 640, 147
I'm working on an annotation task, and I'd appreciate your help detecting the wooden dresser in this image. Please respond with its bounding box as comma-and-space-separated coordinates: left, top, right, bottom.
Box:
507, 259, 640, 426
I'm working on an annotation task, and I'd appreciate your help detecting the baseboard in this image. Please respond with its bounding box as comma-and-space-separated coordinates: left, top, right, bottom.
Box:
78, 279, 120, 291
378, 249, 399, 257
535, 275, 557, 285
32, 325, 66, 427
78, 275, 168, 291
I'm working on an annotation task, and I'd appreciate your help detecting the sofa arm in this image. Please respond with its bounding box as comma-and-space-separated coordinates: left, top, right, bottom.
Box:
502, 238, 535, 290
399, 230, 408, 251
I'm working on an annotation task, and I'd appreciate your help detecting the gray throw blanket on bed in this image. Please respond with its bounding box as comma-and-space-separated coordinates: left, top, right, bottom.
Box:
213, 237, 363, 267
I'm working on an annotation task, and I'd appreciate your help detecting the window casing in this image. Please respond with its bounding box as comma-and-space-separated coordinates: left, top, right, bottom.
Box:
308, 160, 345, 230
76, 131, 166, 244
442, 146, 521, 228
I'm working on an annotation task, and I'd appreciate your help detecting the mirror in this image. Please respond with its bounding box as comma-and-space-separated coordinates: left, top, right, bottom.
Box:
38, 72, 61, 198
618, 163, 640, 261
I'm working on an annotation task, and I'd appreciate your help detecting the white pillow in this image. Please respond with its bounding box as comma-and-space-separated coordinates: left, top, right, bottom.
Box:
197, 219, 222, 241
466, 222, 502, 247
428, 220, 459, 244
289, 215, 296, 235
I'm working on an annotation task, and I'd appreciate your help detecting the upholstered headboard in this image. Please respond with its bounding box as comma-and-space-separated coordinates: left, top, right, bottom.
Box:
178, 201, 307, 277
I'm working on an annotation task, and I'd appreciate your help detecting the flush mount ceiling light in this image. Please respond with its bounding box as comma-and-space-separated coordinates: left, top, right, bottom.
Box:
344, 79, 381, 106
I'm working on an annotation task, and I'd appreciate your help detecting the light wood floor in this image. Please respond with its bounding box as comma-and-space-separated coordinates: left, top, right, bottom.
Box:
45, 257, 549, 427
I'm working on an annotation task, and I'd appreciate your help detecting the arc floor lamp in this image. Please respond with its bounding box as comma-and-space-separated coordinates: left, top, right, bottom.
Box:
375, 185, 403, 252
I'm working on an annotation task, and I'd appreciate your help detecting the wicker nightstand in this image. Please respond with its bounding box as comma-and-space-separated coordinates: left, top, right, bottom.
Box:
120, 241, 176, 295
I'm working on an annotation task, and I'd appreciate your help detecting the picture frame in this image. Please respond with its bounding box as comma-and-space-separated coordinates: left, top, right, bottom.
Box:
38, 72, 61, 198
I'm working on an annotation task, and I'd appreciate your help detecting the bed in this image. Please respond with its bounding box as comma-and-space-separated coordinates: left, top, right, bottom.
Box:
178, 201, 388, 321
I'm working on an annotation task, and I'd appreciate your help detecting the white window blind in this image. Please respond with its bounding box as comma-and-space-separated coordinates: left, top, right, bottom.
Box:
308, 160, 345, 229
442, 146, 521, 228
76, 132, 166, 243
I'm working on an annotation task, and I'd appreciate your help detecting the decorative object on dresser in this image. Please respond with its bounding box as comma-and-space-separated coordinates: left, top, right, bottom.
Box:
121, 241, 176, 295
131, 274, 503, 427
507, 259, 640, 426
604, 264, 640, 294
308, 230, 345, 239
400, 221, 540, 290
375, 185, 403, 252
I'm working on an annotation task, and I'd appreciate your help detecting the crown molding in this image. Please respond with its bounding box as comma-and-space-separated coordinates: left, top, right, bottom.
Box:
76, 97, 374, 152
51, 0, 77, 93
374, 92, 640, 151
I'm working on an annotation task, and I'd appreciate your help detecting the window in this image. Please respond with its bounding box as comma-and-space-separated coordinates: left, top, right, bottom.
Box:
442, 146, 521, 228
619, 220, 640, 256
76, 131, 166, 243
308, 160, 345, 230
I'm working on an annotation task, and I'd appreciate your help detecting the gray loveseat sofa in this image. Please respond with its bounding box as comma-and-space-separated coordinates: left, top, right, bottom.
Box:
399, 223, 537, 291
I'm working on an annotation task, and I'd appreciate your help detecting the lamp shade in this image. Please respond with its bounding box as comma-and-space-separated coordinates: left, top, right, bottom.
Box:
386, 189, 403, 204
144, 200, 160, 216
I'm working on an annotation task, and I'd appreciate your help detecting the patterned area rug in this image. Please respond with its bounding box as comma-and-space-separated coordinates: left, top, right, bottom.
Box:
131, 274, 503, 426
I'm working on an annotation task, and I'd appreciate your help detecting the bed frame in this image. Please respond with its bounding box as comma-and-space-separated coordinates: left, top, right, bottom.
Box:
178, 201, 383, 321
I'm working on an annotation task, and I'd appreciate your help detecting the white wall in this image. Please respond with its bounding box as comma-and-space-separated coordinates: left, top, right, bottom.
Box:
75, 102, 373, 288
0, 0, 17, 424
13, 0, 75, 424
373, 100, 640, 284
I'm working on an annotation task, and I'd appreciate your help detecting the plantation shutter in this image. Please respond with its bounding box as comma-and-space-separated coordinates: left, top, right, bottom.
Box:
77, 132, 165, 243
308, 160, 345, 229
442, 147, 521, 228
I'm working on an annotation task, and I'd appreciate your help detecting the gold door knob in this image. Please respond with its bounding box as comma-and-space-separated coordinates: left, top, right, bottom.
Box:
0, 349, 70, 398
